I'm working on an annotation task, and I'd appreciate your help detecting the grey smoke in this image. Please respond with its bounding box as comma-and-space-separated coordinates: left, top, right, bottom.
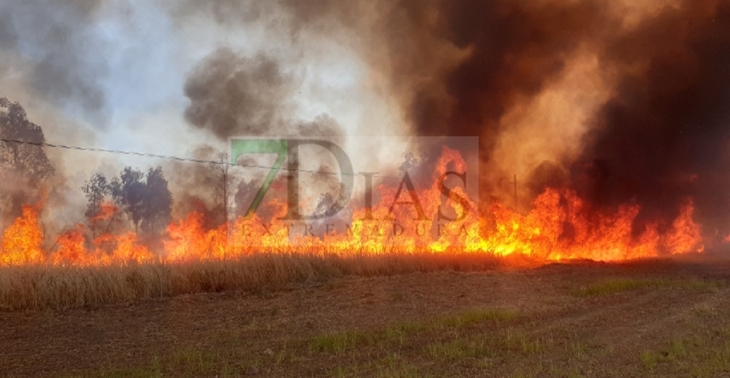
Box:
183, 49, 295, 139
0, 0, 107, 116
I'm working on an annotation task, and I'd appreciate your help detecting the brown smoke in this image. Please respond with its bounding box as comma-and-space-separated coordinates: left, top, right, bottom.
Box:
575, 1, 730, 237
374, 0, 730, 240
183, 49, 295, 139
174, 0, 730, 243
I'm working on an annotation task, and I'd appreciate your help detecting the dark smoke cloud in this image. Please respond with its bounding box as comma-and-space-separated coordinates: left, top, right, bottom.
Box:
407, 1, 607, 139
172, 0, 263, 24
175, 0, 730, 243
184, 48, 351, 140
576, 1, 730, 235
0, 0, 107, 116
385, 0, 730, 239
381, 1, 613, 210
183, 49, 293, 139
183, 47, 345, 140
181, 45, 346, 219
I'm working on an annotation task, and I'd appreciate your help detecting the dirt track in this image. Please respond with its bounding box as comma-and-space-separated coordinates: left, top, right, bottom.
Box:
3, 259, 730, 377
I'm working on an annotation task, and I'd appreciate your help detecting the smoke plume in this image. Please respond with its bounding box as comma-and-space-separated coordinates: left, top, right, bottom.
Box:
329, 0, 730, 241
1, 0, 729, 247
0, 0, 107, 116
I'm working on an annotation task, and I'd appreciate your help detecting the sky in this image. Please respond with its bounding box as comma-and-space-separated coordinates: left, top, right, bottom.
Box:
0, 0, 407, 169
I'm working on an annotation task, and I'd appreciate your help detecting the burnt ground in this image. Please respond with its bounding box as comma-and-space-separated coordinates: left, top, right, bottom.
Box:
3, 258, 730, 377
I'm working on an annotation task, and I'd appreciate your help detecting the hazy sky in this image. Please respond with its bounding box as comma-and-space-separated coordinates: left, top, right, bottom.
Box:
0, 0, 404, 168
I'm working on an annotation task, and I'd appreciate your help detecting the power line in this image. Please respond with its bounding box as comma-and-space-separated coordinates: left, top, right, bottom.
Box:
1, 137, 232, 165
0, 137, 402, 180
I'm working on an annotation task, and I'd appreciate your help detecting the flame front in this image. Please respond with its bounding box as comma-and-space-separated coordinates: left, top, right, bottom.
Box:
0, 149, 704, 267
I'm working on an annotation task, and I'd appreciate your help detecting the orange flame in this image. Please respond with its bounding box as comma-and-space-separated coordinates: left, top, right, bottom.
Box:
1, 205, 44, 265
91, 202, 119, 222
0, 148, 705, 267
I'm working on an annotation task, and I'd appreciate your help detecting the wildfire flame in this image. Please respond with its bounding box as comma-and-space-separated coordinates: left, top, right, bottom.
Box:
0, 148, 704, 267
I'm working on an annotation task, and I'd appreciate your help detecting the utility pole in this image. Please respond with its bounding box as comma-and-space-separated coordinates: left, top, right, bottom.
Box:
224, 161, 228, 223
218, 153, 229, 224
223, 156, 229, 223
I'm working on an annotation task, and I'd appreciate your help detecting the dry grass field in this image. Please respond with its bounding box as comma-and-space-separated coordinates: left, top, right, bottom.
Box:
3, 255, 730, 377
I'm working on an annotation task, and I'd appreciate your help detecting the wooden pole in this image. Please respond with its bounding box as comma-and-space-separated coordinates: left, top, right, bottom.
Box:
223, 155, 229, 223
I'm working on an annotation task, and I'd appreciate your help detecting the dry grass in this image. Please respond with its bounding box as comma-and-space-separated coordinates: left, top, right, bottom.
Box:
0, 252, 517, 311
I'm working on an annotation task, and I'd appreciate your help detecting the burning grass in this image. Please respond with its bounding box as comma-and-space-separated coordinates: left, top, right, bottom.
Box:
0, 148, 708, 273
0, 149, 713, 313
0, 188, 710, 312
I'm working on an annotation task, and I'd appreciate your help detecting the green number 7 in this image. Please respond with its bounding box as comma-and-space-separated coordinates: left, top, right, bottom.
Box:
230, 139, 288, 218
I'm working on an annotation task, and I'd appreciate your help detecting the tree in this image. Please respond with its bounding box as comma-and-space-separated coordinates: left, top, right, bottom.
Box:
107, 166, 172, 237
140, 167, 172, 237
0, 98, 54, 182
82, 172, 110, 219
82, 172, 115, 238
84, 166, 171, 251
0, 98, 54, 221
111, 167, 146, 233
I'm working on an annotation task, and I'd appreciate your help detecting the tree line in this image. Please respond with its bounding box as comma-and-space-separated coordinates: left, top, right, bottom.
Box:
0, 97, 172, 244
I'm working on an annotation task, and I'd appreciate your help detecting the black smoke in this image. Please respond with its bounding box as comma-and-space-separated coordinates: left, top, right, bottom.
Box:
383, 0, 730, 241
178, 0, 730, 243
576, 1, 730, 237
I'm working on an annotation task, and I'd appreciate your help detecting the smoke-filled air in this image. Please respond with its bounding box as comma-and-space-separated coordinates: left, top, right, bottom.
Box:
0, 0, 729, 289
